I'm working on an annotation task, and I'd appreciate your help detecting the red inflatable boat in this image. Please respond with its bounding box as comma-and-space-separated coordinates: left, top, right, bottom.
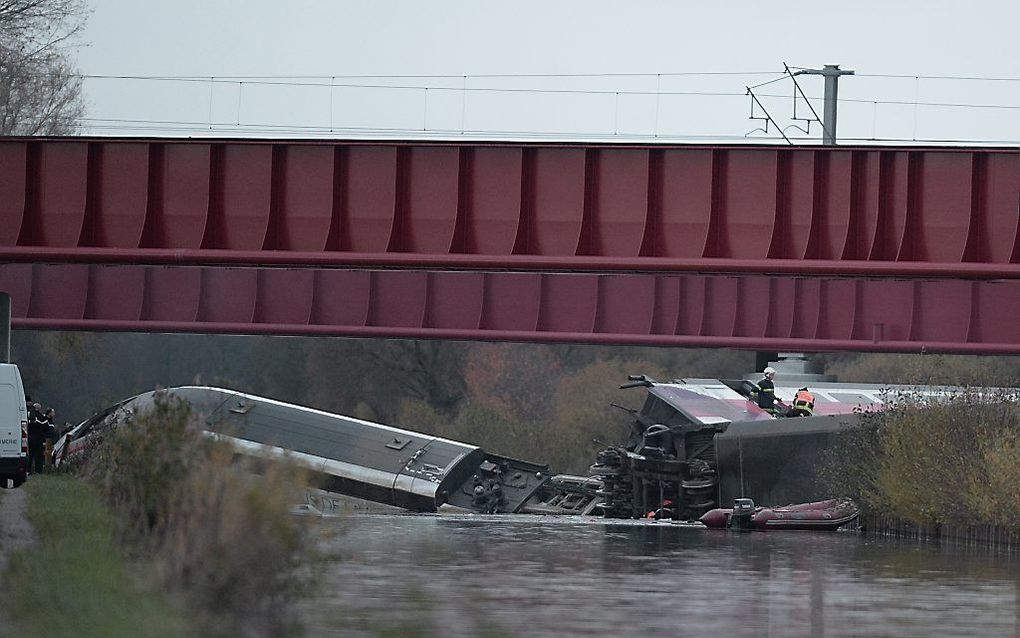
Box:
699, 498, 860, 531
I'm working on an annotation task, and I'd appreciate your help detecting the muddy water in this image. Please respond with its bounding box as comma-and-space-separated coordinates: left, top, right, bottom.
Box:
303, 513, 1020, 637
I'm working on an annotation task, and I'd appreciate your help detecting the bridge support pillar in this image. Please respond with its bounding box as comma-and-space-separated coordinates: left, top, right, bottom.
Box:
754, 352, 779, 374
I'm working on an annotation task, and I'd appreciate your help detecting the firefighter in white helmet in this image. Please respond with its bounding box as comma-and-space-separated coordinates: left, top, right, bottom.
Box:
754, 366, 781, 415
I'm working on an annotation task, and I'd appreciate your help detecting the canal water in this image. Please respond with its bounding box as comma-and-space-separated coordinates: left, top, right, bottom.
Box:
302, 513, 1020, 637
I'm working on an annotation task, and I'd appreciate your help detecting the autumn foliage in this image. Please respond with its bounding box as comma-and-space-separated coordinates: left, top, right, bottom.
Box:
822, 386, 1020, 529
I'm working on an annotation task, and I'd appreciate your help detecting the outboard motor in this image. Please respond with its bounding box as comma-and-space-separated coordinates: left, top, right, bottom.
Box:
728, 498, 756, 530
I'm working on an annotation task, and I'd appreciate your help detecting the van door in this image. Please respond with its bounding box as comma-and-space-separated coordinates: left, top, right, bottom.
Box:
0, 377, 27, 486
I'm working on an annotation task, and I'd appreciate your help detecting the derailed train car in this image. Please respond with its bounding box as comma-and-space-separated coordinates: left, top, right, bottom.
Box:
53, 387, 600, 516
589, 375, 873, 519
54, 371, 882, 520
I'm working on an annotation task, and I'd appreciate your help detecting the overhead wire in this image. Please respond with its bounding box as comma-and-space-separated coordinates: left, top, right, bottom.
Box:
785, 67, 1020, 82
59, 68, 1020, 145
53, 70, 1020, 83
71, 74, 1020, 110
68, 70, 782, 80
70, 116, 1020, 147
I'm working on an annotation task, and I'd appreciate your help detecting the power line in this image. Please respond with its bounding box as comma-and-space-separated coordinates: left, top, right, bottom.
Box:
73, 74, 1020, 110
73, 70, 781, 80
855, 73, 1020, 82
72, 116, 1020, 147
71, 76, 1020, 111
71, 70, 1020, 83
787, 67, 1020, 82
45, 66, 1020, 145
838, 96, 1020, 110
80, 76, 752, 98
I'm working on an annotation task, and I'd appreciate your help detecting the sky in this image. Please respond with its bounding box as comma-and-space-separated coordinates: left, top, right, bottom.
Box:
73, 1, 1020, 144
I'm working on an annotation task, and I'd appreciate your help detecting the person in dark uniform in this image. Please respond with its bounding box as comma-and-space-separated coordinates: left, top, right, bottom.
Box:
27, 403, 48, 475
755, 367, 781, 415
44, 408, 58, 466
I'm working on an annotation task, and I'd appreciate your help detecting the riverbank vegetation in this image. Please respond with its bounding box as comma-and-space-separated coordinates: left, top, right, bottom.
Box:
6, 393, 315, 638
5, 475, 195, 638
822, 383, 1020, 529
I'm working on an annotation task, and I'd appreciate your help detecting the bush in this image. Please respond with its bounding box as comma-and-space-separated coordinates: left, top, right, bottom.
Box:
818, 407, 885, 512
81, 391, 315, 637
822, 386, 1020, 528
81, 394, 203, 543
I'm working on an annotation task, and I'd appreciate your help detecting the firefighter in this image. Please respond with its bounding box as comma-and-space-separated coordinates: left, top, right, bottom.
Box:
789, 387, 815, 417
27, 403, 47, 475
44, 408, 57, 466
754, 367, 781, 415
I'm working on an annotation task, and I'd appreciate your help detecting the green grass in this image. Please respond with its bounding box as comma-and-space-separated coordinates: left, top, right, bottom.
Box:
5, 474, 197, 638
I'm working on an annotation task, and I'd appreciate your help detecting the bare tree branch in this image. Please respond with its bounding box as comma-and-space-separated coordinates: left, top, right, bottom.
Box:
0, 0, 87, 135
0, 0, 88, 56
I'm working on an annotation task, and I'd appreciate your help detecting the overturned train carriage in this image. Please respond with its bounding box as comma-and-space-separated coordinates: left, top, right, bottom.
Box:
591, 378, 735, 520
57, 376, 865, 520
56, 387, 567, 515
592, 376, 864, 520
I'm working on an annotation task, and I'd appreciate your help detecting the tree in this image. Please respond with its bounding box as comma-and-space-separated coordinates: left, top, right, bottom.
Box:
547, 358, 669, 473
463, 343, 562, 425
364, 340, 468, 416
0, 0, 88, 135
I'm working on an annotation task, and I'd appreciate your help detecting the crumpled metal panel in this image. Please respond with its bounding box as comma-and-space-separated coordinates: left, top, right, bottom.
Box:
7, 262, 1020, 354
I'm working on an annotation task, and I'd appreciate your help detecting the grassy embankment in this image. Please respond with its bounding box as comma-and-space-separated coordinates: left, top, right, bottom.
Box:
4, 392, 315, 638
6, 474, 196, 638
822, 386, 1020, 532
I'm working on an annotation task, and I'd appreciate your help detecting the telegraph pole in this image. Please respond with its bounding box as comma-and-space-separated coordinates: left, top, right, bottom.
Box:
794, 64, 854, 145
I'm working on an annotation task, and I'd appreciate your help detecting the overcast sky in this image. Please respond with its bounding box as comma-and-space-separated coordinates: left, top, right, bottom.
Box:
75, 1, 1020, 144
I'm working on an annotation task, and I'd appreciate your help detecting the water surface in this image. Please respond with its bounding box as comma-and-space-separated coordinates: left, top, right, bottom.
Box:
304, 513, 1020, 637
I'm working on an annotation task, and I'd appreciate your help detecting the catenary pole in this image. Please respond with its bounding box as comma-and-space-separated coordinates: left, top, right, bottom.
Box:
794, 64, 855, 145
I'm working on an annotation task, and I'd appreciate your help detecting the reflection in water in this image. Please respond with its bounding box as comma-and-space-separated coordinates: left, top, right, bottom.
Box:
304, 514, 1020, 637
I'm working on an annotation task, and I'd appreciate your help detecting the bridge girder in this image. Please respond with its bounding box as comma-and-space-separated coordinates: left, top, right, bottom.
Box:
5, 263, 1020, 354
1, 138, 1018, 353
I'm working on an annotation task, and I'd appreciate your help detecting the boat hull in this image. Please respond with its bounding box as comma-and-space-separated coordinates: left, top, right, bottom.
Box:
700, 498, 859, 531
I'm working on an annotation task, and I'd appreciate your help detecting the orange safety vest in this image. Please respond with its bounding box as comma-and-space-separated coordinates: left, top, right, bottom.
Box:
793, 390, 815, 410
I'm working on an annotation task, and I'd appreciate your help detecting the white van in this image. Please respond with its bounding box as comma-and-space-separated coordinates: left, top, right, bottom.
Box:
0, 363, 28, 488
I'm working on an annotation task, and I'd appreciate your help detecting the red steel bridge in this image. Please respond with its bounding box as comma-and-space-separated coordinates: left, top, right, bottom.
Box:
0, 137, 1018, 353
